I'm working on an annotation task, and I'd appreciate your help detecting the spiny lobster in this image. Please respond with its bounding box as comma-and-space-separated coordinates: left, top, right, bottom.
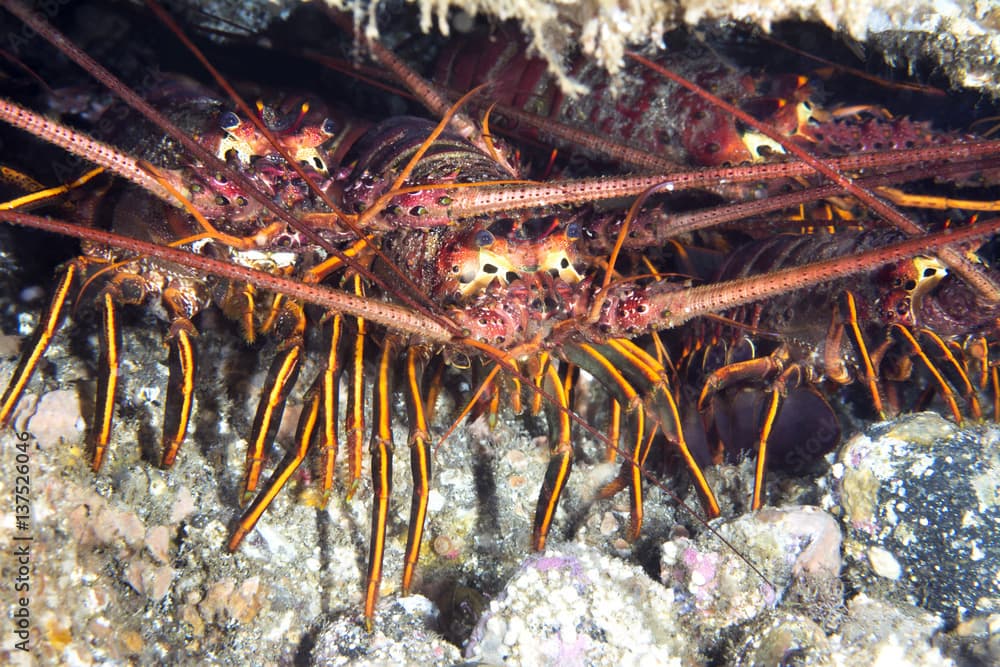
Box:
1, 0, 999, 638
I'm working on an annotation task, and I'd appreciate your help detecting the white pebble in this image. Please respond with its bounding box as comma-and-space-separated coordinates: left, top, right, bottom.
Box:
868, 546, 902, 580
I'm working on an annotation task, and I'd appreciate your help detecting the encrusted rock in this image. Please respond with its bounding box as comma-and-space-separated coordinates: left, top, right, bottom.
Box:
310, 596, 460, 667
466, 543, 697, 665
827, 413, 1000, 624
661, 505, 842, 633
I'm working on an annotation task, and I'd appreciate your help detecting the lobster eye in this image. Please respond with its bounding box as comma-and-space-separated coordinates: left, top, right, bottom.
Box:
321, 118, 338, 136
474, 230, 495, 248
565, 223, 581, 240
219, 111, 240, 130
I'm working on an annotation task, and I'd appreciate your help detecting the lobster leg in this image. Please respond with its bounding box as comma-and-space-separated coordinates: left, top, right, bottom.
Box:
160, 288, 198, 468
752, 365, 808, 510
916, 328, 982, 419
889, 323, 978, 423
532, 362, 573, 551
836, 292, 884, 417
227, 311, 346, 550
595, 404, 645, 500
605, 399, 623, 463
364, 338, 396, 624
963, 336, 998, 418
0, 262, 78, 426
240, 301, 305, 505
698, 350, 788, 510
90, 272, 148, 471
228, 379, 320, 552
315, 313, 344, 502
569, 339, 721, 535
346, 276, 367, 499
609, 338, 720, 523
402, 346, 431, 595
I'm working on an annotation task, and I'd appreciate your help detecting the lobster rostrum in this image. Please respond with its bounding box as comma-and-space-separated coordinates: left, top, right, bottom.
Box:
2, 0, 1000, 630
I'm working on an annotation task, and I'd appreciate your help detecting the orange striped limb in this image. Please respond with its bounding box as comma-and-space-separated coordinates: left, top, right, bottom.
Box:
0, 261, 78, 427
240, 301, 306, 505
159, 286, 200, 468
313, 313, 344, 501
346, 275, 367, 499
422, 358, 446, 424
89, 272, 148, 471
887, 324, 979, 422
0, 165, 105, 211
531, 362, 573, 551
595, 402, 647, 526
402, 346, 431, 595
160, 315, 197, 468
836, 292, 884, 417
876, 186, 1000, 213
529, 351, 552, 415
697, 354, 784, 412
695, 344, 833, 510
216, 280, 259, 344
568, 339, 720, 529
364, 339, 397, 625
917, 328, 981, 420
963, 336, 1000, 419
750, 364, 810, 510
228, 378, 321, 552
605, 399, 622, 463
609, 338, 720, 521
993, 364, 1000, 421
228, 313, 345, 550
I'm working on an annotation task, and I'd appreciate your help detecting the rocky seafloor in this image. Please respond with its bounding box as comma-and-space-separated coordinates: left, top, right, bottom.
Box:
1, 303, 999, 666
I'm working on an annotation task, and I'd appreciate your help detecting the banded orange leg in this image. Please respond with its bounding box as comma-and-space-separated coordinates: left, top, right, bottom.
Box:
531, 361, 573, 551
314, 313, 344, 501
160, 287, 198, 468
570, 339, 721, 535
240, 300, 305, 505
345, 276, 367, 499
0, 262, 78, 427
364, 338, 397, 625
402, 346, 432, 595
228, 312, 343, 550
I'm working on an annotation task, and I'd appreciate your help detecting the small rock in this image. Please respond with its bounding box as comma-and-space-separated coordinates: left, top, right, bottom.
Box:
867, 545, 901, 581
26, 389, 83, 443
830, 594, 954, 666
170, 486, 196, 523
728, 611, 832, 666
146, 525, 171, 564
466, 543, 696, 666
125, 560, 176, 601
310, 596, 459, 666
661, 505, 842, 632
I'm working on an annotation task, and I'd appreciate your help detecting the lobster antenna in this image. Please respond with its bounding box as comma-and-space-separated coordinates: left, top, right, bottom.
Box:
0, 0, 457, 334
143, 0, 458, 329
628, 50, 1000, 303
